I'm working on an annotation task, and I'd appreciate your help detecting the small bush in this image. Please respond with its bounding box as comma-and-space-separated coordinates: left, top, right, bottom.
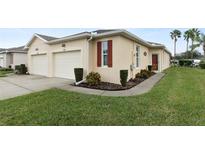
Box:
20, 64, 27, 74
179, 59, 192, 67
200, 61, 205, 69
86, 72, 101, 86
15, 64, 27, 74
140, 69, 151, 79
0, 68, 13, 71
120, 70, 128, 87
135, 69, 152, 79
74, 68, 83, 82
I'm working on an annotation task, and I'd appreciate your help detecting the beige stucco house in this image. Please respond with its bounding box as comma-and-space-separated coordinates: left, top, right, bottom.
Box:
25, 29, 171, 84
0, 46, 27, 69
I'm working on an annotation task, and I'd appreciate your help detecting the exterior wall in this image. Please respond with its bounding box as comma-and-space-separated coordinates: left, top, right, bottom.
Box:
28, 37, 50, 74
149, 48, 170, 72
162, 51, 170, 70
11, 53, 27, 69
0, 53, 6, 67
92, 36, 149, 84
93, 36, 123, 84
49, 38, 88, 77
28, 37, 89, 78
0, 53, 11, 68
0, 52, 27, 68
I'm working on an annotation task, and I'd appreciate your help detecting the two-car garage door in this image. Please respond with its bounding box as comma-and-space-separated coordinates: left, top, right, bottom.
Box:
31, 50, 81, 79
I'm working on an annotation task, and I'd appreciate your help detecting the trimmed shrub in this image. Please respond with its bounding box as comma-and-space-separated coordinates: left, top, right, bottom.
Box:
200, 61, 205, 69
74, 68, 83, 82
20, 64, 27, 74
86, 72, 101, 86
0, 68, 13, 71
179, 59, 192, 67
120, 70, 128, 87
135, 69, 152, 79
148, 65, 152, 71
15, 64, 27, 74
140, 69, 151, 79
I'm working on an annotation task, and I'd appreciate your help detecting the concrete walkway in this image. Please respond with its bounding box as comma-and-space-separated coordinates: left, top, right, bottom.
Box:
60, 73, 165, 97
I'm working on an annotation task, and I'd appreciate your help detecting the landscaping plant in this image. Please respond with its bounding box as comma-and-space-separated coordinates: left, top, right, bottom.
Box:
199, 61, 205, 69
74, 68, 83, 82
179, 59, 192, 67
120, 70, 128, 87
15, 64, 27, 74
135, 69, 152, 79
86, 72, 101, 86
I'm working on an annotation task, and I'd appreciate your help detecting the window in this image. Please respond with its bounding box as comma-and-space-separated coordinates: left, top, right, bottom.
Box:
102, 41, 108, 66
136, 46, 140, 67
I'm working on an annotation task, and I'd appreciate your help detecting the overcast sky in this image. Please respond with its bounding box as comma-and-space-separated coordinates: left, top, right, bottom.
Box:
0, 28, 205, 55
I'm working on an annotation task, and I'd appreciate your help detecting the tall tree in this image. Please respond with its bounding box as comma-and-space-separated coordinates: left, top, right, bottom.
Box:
184, 29, 192, 52
170, 29, 181, 61
190, 28, 200, 48
200, 34, 205, 57
195, 33, 205, 57
189, 28, 201, 58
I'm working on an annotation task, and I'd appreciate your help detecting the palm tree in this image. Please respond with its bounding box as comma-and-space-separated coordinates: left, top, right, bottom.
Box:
200, 34, 205, 57
184, 29, 192, 52
189, 28, 201, 58
195, 33, 205, 57
170, 29, 181, 61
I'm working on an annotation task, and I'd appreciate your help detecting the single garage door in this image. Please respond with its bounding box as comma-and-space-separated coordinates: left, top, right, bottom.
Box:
53, 50, 81, 79
31, 54, 48, 76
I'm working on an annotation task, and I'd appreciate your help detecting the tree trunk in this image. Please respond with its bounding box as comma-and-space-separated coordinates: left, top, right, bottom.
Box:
191, 40, 194, 59
174, 39, 176, 57
186, 40, 189, 52
174, 39, 176, 66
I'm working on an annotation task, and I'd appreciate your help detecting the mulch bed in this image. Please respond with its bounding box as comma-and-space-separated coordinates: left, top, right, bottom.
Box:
75, 72, 156, 91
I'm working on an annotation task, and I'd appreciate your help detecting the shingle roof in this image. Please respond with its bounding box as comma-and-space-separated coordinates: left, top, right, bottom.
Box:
92, 29, 120, 34
36, 33, 58, 41
7, 46, 25, 52
147, 41, 164, 46
0, 46, 27, 53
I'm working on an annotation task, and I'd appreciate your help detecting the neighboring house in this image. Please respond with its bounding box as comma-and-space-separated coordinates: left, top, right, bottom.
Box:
25, 29, 171, 84
0, 46, 28, 69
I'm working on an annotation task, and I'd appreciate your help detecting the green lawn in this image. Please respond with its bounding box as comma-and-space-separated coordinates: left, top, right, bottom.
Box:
0, 67, 205, 125
0, 69, 13, 77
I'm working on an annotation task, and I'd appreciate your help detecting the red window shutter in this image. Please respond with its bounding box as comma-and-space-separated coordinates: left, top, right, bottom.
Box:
97, 41, 102, 67
108, 40, 113, 67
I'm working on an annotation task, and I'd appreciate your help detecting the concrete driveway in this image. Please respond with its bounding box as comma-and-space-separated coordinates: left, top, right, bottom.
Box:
0, 75, 74, 100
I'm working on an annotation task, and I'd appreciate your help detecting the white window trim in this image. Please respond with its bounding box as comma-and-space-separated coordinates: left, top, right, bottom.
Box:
101, 41, 108, 67
136, 46, 140, 68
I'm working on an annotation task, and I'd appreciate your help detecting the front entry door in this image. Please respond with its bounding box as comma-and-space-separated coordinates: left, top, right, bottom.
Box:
152, 54, 158, 70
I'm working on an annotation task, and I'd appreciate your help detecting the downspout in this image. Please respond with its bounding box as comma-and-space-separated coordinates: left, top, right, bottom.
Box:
75, 34, 93, 85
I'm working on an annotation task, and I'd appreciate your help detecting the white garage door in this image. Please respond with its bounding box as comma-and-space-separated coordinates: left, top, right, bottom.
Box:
0, 58, 3, 67
31, 54, 48, 76
53, 51, 81, 79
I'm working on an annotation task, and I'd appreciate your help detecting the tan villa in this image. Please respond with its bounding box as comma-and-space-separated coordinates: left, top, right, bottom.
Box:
25, 29, 171, 84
